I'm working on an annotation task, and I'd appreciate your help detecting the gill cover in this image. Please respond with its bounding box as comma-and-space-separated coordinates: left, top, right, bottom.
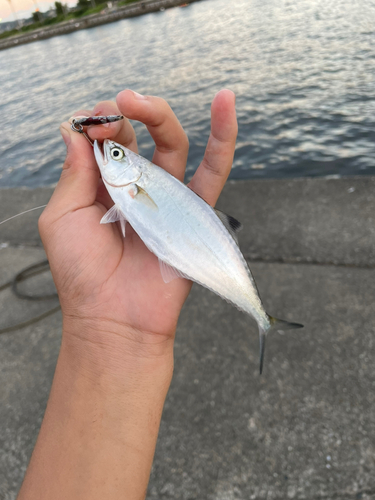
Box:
94, 139, 142, 187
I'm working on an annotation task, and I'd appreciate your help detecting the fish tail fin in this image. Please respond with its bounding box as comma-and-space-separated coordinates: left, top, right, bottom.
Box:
258, 316, 303, 375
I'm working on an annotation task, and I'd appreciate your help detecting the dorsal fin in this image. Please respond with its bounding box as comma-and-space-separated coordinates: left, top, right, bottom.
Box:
214, 209, 243, 244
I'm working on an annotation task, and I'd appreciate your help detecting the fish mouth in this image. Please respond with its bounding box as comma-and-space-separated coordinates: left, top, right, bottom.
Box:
94, 139, 120, 166
93, 140, 107, 167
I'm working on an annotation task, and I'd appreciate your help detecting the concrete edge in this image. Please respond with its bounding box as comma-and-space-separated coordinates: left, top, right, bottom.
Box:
0, 176, 374, 267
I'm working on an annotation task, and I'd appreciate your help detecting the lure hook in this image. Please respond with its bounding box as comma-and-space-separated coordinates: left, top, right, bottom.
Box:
70, 115, 124, 147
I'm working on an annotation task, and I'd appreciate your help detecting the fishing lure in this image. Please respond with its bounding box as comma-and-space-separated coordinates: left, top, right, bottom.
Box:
70, 115, 124, 145
71, 114, 124, 128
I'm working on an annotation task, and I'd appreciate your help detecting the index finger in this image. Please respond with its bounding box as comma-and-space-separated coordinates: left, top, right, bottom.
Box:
116, 90, 189, 182
86, 100, 138, 154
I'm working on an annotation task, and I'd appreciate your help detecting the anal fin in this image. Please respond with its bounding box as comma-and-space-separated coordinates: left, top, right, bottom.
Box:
158, 258, 190, 284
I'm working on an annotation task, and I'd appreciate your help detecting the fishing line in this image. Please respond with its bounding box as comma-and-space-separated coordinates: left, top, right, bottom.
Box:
0, 260, 60, 335
0, 205, 47, 226
0, 206, 58, 334
12, 260, 58, 300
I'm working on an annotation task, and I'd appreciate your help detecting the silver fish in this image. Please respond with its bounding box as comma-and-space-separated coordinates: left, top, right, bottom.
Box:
94, 139, 303, 373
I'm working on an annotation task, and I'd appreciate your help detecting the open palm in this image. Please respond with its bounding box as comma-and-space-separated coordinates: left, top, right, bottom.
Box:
39, 90, 237, 352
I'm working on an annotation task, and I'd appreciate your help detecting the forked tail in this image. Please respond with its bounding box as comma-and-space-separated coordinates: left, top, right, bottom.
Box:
259, 316, 303, 374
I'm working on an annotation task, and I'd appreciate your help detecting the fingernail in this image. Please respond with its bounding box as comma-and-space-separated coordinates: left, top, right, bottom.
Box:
60, 125, 71, 147
132, 91, 147, 100
68, 115, 87, 124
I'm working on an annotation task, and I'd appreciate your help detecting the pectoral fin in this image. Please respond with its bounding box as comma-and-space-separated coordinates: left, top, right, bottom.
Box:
100, 204, 127, 237
129, 184, 158, 211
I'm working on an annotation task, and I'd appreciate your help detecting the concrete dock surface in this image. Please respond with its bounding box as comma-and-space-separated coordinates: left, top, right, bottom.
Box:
0, 177, 374, 499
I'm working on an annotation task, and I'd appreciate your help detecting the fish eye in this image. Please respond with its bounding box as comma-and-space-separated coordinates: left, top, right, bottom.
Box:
110, 147, 125, 160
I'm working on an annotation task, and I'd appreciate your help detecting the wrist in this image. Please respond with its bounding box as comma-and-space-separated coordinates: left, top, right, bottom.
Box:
61, 313, 175, 382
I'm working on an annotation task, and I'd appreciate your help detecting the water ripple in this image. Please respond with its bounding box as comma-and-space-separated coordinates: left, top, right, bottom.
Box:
1, 0, 375, 187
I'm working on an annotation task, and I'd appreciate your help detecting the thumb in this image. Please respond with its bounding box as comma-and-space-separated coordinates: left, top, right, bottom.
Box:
47, 122, 100, 218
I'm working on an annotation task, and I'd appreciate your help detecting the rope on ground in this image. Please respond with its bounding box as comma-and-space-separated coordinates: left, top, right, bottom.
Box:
0, 260, 61, 335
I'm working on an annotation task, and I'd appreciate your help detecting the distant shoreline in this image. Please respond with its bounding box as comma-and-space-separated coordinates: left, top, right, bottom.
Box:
0, 0, 201, 51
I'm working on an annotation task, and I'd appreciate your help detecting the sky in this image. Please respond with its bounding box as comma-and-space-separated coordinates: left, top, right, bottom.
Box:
0, 0, 77, 22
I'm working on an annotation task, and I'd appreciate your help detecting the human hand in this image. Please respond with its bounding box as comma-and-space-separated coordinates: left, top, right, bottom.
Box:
39, 89, 238, 365
19, 91, 237, 500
